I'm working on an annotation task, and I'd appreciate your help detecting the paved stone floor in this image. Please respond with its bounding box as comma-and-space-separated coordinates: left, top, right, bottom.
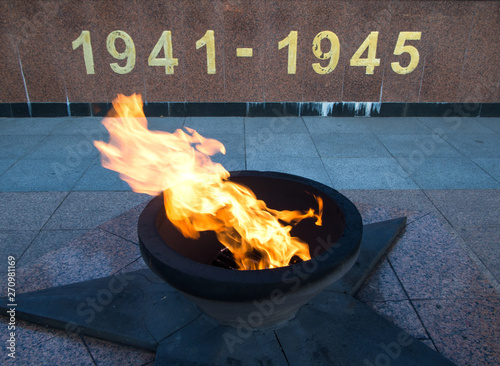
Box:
0, 116, 499, 365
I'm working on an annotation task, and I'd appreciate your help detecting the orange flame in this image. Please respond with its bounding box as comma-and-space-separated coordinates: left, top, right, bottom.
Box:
94, 94, 322, 270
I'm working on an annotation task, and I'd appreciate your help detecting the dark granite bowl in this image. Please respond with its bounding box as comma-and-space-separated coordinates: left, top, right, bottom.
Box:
139, 171, 362, 327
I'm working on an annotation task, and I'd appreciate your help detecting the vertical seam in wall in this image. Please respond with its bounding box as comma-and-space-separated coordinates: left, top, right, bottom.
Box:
16, 46, 31, 117
417, 56, 426, 103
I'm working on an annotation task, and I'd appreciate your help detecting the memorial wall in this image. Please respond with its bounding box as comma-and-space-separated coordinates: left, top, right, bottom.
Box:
0, 0, 498, 117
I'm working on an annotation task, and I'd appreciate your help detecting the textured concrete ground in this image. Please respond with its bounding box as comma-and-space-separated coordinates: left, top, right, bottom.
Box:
0, 116, 499, 365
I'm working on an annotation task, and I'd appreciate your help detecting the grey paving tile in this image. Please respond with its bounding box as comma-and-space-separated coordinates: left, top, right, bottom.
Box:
17, 229, 87, 267
83, 336, 155, 366
184, 116, 244, 134
473, 158, 500, 182
0, 318, 61, 350
323, 158, 418, 189
147, 117, 185, 132
0, 157, 92, 191
414, 298, 500, 366
211, 154, 246, 172
204, 133, 245, 157
44, 191, 149, 230
0, 230, 39, 263
246, 133, 318, 158
388, 214, 497, 300
0, 192, 67, 230
478, 117, 500, 134
424, 190, 500, 227
23, 134, 100, 160
311, 133, 391, 158
73, 157, 131, 191
0, 118, 63, 135
17, 228, 142, 292
0, 159, 16, 175
98, 202, 148, 244
442, 133, 500, 158
363, 117, 432, 134
0, 327, 95, 366
245, 117, 308, 134
417, 117, 495, 134
459, 225, 500, 281
397, 157, 500, 189
49, 117, 108, 138
338, 189, 436, 212
247, 157, 332, 187
356, 259, 407, 302
303, 117, 371, 133
0, 135, 46, 159
376, 133, 461, 158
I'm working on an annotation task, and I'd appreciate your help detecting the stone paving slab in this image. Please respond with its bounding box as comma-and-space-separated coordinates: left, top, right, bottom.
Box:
323, 158, 419, 189
23, 134, 100, 161
397, 157, 500, 189
442, 133, 500, 159
424, 190, 500, 228
459, 225, 500, 281
0, 117, 63, 135
50, 117, 109, 137
0, 159, 15, 175
0, 157, 93, 192
246, 133, 319, 158
356, 259, 407, 302
473, 158, 500, 182
413, 298, 500, 366
83, 336, 154, 366
246, 157, 332, 187
0, 192, 68, 230
184, 116, 245, 134
338, 189, 437, 214
417, 117, 496, 134
146, 117, 185, 132
17, 230, 88, 268
73, 157, 131, 191
245, 116, 308, 134
478, 117, 500, 134
303, 116, 371, 134
311, 133, 391, 158
363, 117, 432, 134
43, 191, 148, 230
375, 133, 462, 158
0, 135, 47, 159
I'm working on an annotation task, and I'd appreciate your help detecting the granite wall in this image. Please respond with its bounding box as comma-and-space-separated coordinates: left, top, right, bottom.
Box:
0, 0, 498, 104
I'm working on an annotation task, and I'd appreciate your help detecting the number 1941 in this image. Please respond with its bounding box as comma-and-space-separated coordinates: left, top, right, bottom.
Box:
72, 30, 421, 76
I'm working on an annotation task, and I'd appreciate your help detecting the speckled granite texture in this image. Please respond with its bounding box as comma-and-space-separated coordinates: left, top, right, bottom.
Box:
0, 0, 498, 103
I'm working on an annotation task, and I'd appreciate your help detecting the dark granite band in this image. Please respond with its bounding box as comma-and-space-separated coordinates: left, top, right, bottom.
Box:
1, 102, 498, 118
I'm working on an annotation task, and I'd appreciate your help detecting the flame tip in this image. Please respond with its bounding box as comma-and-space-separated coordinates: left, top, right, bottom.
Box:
95, 94, 321, 270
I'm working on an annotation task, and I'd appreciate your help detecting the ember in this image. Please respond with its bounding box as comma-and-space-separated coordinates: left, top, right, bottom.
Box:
95, 94, 323, 270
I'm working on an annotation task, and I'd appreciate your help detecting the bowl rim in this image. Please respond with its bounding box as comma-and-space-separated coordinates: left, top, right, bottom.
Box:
138, 170, 363, 301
